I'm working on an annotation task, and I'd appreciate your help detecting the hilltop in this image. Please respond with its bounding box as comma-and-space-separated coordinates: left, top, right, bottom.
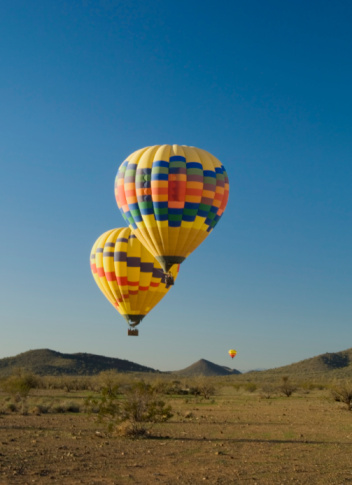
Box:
0, 349, 157, 377
241, 348, 352, 382
172, 359, 241, 377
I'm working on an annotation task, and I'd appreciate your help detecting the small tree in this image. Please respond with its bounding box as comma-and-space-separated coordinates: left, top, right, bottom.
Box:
331, 381, 352, 410
1, 369, 39, 414
278, 376, 296, 397
86, 380, 173, 438
96, 370, 120, 396
119, 381, 173, 436
189, 377, 216, 399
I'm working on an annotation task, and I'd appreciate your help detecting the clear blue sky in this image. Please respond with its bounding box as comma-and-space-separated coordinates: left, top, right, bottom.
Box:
1, 0, 351, 372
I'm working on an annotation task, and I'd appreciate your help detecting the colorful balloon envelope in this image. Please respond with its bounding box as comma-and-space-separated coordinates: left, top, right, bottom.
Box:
90, 227, 179, 335
115, 145, 229, 274
228, 349, 237, 359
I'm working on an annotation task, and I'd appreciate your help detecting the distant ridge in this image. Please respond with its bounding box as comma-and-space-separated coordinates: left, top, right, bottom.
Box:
1, 348, 352, 379
267, 349, 352, 374
0, 349, 157, 377
245, 348, 352, 380
172, 359, 241, 377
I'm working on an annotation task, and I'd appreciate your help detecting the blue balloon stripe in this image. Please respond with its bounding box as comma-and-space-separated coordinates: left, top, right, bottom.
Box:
153, 201, 168, 209
169, 155, 186, 162
203, 170, 216, 178
152, 160, 169, 168
155, 213, 168, 221
186, 162, 203, 169
151, 173, 168, 181
182, 214, 197, 222
169, 220, 182, 227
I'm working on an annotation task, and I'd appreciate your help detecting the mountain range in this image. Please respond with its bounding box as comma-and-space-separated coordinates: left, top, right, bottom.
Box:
1, 347, 352, 378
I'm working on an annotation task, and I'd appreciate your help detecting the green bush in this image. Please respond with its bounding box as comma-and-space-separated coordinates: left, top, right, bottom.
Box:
330, 380, 352, 410
244, 382, 257, 393
278, 376, 296, 397
1, 369, 39, 414
86, 380, 173, 438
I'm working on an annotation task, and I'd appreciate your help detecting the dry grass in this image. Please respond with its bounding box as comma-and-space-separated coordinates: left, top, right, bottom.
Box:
0, 378, 352, 484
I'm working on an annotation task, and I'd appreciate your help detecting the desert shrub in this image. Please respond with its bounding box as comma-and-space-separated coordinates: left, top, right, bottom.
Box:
150, 377, 170, 394
1, 370, 39, 414
40, 375, 94, 391
278, 376, 296, 397
29, 404, 50, 415
330, 381, 352, 410
188, 377, 216, 399
86, 380, 173, 438
51, 402, 66, 413
260, 384, 276, 399
231, 383, 242, 392
6, 402, 17, 413
62, 401, 81, 413
300, 381, 327, 392
95, 370, 120, 395
243, 382, 257, 393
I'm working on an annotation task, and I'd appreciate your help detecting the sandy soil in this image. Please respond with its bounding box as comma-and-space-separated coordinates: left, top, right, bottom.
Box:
1, 390, 352, 484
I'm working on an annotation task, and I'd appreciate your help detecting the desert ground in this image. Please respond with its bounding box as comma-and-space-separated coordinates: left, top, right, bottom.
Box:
1, 380, 352, 484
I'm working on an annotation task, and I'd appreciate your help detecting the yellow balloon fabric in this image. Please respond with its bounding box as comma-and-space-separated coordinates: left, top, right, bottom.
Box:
228, 349, 237, 359
90, 227, 179, 328
115, 145, 230, 272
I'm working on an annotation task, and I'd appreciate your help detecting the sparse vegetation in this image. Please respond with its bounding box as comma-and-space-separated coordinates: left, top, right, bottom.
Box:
0, 375, 351, 483
85, 379, 173, 438
330, 380, 352, 410
278, 376, 296, 397
1, 369, 39, 414
188, 377, 216, 399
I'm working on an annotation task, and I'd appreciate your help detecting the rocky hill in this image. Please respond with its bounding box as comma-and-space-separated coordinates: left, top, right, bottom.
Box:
242, 348, 352, 381
172, 359, 241, 377
0, 349, 157, 377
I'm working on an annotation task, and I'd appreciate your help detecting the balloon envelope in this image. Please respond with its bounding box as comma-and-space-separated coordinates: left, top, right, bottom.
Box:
115, 144, 229, 272
228, 349, 237, 359
90, 227, 179, 329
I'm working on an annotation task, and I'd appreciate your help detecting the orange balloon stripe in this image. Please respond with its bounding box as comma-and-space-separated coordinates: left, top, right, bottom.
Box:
127, 280, 139, 286
105, 272, 117, 281
136, 188, 152, 197
185, 188, 203, 196
97, 267, 105, 277
202, 190, 216, 199
116, 276, 128, 285
168, 201, 184, 209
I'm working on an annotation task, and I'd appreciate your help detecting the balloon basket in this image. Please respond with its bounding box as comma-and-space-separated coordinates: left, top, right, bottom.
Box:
165, 273, 174, 288
128, 329, 139, 336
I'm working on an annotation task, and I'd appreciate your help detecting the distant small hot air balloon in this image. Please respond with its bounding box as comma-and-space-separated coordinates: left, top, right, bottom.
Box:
90, 227, 179, 336
228, 349, 237, 359
114, 144, 229, 283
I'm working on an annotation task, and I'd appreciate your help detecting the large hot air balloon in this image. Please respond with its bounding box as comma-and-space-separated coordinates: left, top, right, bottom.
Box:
228, 349, 237, 359
115, 145, 229, 281
90, 227, 179, 336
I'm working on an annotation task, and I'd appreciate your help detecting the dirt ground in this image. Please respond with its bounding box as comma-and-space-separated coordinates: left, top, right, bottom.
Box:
1, 389, 352, 484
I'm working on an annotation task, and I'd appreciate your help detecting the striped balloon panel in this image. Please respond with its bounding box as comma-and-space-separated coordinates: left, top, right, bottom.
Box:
90, 227, 179, 326
114, 145, 229, 262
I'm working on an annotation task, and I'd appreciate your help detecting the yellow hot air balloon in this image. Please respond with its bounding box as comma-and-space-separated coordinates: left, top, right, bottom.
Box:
115, 145, 229, 281
90, 227, 179, 336
228, 349, 237, 359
